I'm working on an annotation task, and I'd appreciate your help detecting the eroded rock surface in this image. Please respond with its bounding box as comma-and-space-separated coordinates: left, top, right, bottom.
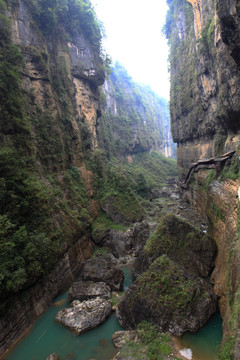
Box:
46, 354, 58, 360
112, 330, 139, 349
132, 214, 216, 278
68, 280, 111, 301
56, 297, 112, 335
81, 254, 124, 291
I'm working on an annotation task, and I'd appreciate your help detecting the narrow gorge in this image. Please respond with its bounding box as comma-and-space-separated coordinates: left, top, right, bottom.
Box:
0, 0, 239, 360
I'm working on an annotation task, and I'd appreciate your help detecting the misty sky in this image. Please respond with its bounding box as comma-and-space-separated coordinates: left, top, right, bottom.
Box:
91, 0, 170, 99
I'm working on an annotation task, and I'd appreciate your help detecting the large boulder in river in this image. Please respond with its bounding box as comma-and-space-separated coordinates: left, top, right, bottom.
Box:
46, 354, 58, 360
81, 254, 124, 291
68, 281, 111, 301
132, 214, 216, 278
116, 255, 217, 336
56, 297, 112, 335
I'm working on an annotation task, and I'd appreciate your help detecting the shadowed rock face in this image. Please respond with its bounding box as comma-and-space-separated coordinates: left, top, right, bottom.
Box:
117, 256, 217, 336
56, 297, 112, 335
81, 254, 124, 291
132, 214, 216, 279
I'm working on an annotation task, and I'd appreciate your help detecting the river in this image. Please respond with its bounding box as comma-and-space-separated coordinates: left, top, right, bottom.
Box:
3, 268, 222, 360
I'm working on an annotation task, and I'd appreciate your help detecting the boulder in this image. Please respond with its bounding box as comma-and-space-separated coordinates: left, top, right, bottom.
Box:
116, 255, 217, 336
81, 254, 124, 291
56, 297, 112, 335
68, 281, 111, 301
105, 229, 132, 258
46, 354, 58, 360
132, 213, 216, 278
112, 330, 138, 349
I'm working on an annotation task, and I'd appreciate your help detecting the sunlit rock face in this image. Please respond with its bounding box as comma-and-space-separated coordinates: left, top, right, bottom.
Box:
167, 0, 240, 179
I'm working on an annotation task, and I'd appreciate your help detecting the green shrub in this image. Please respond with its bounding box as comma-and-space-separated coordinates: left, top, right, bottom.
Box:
218, 336, 234, 360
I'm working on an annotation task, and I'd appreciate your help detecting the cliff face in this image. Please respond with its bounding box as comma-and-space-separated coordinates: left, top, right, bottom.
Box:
98, 63, 176, 159
167, 0, 240, 357
166, 0, 240, 179
0, 0, 104, 354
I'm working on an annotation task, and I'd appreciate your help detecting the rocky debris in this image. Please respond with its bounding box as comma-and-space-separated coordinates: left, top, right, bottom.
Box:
112, 330, 139, 349
46, 354, 58, 360
68, 280, 111, 301
81, 254, 124, 291
55, 297, 112, 335
92, 219, 155, 258
117, 255, 217, 336
132, 213, 216, 279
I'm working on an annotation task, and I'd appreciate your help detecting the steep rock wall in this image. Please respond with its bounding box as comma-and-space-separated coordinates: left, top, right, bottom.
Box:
167, 0, 240, 179
0, 0, 104, 354
183, 173, 240, 358
98, 63, 176, 159
167, 0, 240, 357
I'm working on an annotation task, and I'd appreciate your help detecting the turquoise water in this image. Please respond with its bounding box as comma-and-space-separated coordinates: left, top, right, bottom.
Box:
178, 311, 223, 360
2, 267, 222, 360
3, 267, 133, 360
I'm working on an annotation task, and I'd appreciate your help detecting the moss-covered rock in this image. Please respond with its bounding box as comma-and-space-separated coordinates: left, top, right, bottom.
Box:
116, 255, 217, 336
132, 214, 216, 278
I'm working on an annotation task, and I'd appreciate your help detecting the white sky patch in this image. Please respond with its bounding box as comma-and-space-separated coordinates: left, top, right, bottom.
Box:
91, 0, 170, 100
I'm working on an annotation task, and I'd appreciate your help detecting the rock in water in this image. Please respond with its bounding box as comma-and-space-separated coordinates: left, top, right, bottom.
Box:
81, 254, 124, 291
116, 255, 217, 336
46, 354, 58, 360
56, 297, 112, 335
68, 280, 111, 301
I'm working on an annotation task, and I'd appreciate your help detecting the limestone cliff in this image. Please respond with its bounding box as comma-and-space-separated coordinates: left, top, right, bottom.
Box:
166, 0, 240, 179
98, 62, 176, 159
0, 0, 105, 354
166, 0, 240, 357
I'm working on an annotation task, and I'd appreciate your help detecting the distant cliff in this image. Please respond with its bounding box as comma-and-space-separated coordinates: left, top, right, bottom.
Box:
166, 0, 240, 358
98, 62, 176, 159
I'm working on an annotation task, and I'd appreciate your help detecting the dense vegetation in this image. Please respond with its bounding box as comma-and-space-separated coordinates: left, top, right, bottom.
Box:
0, 0, 102, 307
88, 151, 177, 226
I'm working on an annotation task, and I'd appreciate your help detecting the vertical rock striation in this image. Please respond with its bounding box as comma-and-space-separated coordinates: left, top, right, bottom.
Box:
166, 0, 240, 179
167, 0, 240, 357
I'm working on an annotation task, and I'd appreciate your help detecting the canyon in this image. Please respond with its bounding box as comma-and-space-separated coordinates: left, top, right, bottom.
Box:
0, 0, 240, 359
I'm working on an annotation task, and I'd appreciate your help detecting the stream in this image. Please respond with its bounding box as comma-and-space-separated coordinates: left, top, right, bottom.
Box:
3, 267, 222, 360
